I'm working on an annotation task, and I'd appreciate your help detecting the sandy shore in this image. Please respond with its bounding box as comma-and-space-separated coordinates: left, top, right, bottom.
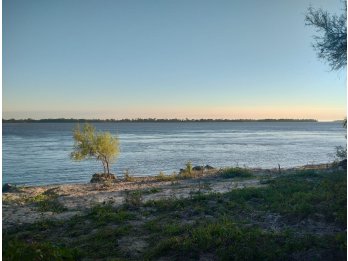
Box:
2, 163, 335, 229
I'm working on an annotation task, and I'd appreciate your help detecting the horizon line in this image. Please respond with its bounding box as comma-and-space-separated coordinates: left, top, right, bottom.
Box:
2, 117, 334, 122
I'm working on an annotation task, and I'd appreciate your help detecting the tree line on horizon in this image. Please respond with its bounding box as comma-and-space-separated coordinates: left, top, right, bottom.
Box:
2, 118, 319, 123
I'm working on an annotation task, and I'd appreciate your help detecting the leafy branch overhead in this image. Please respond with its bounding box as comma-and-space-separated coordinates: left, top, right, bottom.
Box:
71, 123, 120, 175
305, 2, 347, 71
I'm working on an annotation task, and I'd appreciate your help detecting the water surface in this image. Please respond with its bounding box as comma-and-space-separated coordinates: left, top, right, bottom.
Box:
3, 122, 346, 185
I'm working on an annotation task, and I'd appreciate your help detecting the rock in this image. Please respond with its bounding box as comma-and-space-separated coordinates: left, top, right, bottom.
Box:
3, 183, 16, 192
204, 165, 214, 170
90, 173, 116, 183
192, 166, 204, 171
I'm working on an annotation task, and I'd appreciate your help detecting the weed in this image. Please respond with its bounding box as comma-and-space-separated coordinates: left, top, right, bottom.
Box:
155, 172, 177, 182
123, 169, 135, 182
143, 187, 162, 194
29, 190, 67, 213
220, 167, 253, 178
88, 204, 135, 225
3, 239, 81, 261
124, 190, 143, 208
185, 161, 193, 174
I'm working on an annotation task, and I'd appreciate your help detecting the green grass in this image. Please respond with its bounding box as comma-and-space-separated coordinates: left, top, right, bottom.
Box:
220, 167, 253, 178
88, 203, 136, 225
3, 239, 81, 261
29, 189, 67, 213
3, 169, 346, 260
146, 220, 346, 260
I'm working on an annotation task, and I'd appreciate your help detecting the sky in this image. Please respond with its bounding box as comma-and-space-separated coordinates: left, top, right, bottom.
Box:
3, 0, 347, 120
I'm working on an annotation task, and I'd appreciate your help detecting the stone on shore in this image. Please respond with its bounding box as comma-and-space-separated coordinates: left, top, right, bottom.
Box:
192, 166, 204, 171
204, 165, 214, 170
2, 183, 17, 193
90, 173, 116, 183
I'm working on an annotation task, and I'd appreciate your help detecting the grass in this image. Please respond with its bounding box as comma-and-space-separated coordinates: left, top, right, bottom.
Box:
220, 167, 253, 178
143, 187, 163, 194
154, 171, 179, 181
146, 220, 346, 260
28, 189, 67, 213
3, 239, 81, 261
88, 203, 136, 225
3, 169, 346, 260
124, 190, 143, 208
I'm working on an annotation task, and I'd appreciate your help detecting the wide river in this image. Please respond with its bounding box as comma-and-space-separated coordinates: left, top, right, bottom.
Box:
3, 122, 346, 185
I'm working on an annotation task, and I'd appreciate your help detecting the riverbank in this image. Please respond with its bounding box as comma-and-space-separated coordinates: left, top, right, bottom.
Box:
2, 163, 333, 228
3, 163, 346, 260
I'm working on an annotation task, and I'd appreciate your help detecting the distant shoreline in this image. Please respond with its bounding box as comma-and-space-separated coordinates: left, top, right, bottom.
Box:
2, 118, 319, 123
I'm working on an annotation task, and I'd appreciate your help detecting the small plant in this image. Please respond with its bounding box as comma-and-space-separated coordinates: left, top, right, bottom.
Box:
89, 203, 135, 225
185, 161, 193, 174
124, 190, 142, 207
29, 190, 66, 213
220, 167, 252, 179
144, 187, 162, 194
123, 169, 135, 182
155, 172, 177, 182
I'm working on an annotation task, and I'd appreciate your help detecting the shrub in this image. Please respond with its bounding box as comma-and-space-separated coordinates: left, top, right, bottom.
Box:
185, 161, 193, 174
220, 167, 252, 178
123, 169, 135, 182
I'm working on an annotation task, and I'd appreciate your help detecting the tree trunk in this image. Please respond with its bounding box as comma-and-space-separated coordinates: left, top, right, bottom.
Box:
99, 156, 106, 173
102, 162, 106, 174
106, 160, 110, 174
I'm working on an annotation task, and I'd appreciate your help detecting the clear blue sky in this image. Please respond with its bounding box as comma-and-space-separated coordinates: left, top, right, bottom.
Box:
3, 0, 346, 120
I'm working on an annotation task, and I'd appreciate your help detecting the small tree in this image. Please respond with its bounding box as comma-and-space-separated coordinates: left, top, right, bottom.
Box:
71, 123, 120, 175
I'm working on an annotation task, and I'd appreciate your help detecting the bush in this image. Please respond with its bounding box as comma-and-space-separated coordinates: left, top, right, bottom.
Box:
185, 161, 193, 174
220, 167, 253, 178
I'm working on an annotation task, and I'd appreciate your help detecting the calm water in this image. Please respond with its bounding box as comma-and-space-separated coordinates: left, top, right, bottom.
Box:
3, 122, 346, 186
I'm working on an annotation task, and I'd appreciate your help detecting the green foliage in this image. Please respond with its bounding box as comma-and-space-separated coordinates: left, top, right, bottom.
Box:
29, 190, 66, 213
185, 161, 193, 174
71, 123, 120, 174
88, 204, 135, 225
3, 239, 81, 261
305, 2, 347, 71
220, 167, 253, 178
